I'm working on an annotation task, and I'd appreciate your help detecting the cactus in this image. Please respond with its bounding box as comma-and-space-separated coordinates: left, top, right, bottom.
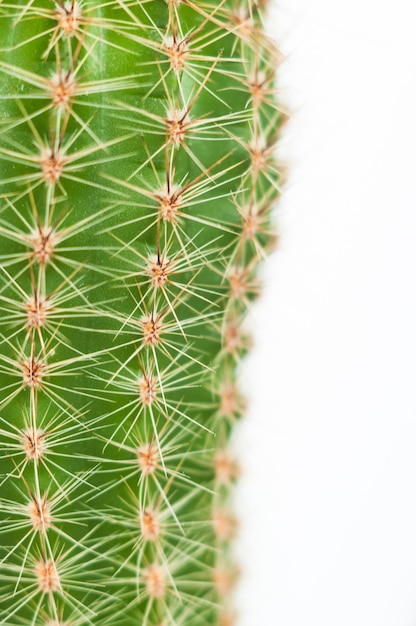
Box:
0, 1, 284, 624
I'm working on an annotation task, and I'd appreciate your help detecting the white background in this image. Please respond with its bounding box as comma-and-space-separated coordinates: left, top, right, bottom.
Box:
236, 1, 416, 625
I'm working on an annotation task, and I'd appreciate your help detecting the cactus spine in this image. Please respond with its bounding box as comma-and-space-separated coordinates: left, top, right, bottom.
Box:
0, 1, 284, 624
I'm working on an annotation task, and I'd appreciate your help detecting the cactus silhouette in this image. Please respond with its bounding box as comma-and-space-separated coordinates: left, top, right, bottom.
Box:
0, 1, 284, 624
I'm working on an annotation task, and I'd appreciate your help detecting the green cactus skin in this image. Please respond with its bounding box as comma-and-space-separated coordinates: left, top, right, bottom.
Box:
0, 1, 284, 624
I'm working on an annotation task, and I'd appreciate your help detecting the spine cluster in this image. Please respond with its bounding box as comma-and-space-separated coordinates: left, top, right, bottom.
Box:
0, 1, 284, 624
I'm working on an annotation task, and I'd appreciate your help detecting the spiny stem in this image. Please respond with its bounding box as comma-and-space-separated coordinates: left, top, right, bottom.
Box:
0, 1, 283, 624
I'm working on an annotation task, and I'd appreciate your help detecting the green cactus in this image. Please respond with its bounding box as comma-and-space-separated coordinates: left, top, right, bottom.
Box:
0, 1, 284, 624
